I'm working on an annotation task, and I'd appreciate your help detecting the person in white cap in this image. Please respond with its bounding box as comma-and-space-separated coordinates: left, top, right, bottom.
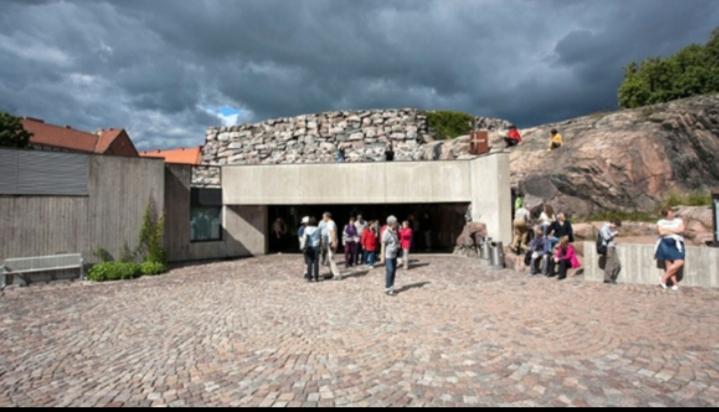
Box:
298, 216, 310, 280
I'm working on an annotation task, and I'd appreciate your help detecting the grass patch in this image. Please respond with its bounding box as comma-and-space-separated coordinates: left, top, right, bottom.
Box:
577, 210, 658, 223
426, 110, 474, 140
661, 190, 712, 208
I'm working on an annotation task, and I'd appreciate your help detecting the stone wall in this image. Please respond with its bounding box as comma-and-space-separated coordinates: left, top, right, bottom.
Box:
193, 109, 511, 186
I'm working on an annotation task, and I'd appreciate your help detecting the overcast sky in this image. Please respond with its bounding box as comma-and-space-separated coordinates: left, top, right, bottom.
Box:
1, 0, 717, 150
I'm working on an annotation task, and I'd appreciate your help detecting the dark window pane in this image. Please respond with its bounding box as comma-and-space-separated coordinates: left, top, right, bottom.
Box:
191, 206, 222, 241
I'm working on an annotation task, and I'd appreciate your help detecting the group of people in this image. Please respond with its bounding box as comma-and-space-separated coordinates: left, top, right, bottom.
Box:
503, 126, 564, 151
511, 200, 580, 280
297, 212, 414, 296
512, 194, 688, 290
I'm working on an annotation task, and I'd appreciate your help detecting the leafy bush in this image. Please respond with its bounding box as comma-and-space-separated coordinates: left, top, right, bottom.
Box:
140, 261, 168, 276
426, 110, 475, 140
88, 262, 141, 282
580, 210, 658, 223
660, 190, 712, 209
618, 27, 719, 108
93, 248, 114, 263
138, 202, 167, 264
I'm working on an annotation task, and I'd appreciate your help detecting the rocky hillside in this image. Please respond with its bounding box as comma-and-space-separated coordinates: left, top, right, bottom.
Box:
507, 94, 719, 217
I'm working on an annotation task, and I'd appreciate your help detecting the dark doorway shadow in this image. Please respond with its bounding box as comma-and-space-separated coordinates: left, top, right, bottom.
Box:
396, 281, 431, 294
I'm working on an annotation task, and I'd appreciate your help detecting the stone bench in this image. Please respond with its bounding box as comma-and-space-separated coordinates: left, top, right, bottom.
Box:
1, 253, 84, 289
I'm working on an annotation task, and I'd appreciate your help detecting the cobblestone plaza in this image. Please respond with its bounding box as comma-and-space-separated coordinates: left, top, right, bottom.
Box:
1, 255, 718, 407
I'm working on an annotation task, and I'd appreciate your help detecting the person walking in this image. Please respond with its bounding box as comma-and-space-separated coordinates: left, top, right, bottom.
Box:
548, 129, 563, 151
320, 212, 341, 280
598, 219, 622, 284
655, 208, 686, 291
361, 223, 379, 268
302, 217, 322, 282
298, 216, 309, 279
342, 216, 360, 268
382, 215, 400, 295
553, 236, 581, 280
398, 220, 414, 270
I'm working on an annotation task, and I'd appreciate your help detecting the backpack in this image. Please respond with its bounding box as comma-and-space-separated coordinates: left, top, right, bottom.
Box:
596, 231, 607, 256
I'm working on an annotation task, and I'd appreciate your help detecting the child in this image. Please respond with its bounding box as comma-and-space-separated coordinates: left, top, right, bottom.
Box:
548, 129, 563, 151
361, 223, 379, 268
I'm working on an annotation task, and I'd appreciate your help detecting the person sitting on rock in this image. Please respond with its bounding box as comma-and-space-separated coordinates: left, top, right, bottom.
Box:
526, 225, 549, 275
553, 235, 581, 280
548, 129, 563, 151
548, 212, 574, 244
504, 125, 522, 148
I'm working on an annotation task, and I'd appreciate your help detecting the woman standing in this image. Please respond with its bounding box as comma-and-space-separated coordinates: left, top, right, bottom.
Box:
342, 216, 359, 268
398, 220, 414, 270
655, 208, 686, 290
303, 217, 321, 283
382, 215, 400, 296
553, 236, 581, 280
539, 204, 556, 236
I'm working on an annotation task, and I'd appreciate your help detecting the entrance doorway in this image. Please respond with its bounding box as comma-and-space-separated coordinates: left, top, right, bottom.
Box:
267, 202, 469, 253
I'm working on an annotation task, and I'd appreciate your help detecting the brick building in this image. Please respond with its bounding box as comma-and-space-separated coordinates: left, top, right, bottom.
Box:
21, 117, 139, 157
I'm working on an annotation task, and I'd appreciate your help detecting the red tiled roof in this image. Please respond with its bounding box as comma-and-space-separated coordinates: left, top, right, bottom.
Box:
139, 146, 202, 165
20, 117, 137, 156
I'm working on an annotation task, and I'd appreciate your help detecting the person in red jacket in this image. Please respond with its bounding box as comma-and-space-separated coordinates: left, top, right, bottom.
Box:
361, 223, 379, 267
504, 125, 521, 148
398, 220, 414, 270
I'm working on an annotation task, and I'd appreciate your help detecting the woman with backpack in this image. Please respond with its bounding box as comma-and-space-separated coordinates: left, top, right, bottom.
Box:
302, 217, 321, 282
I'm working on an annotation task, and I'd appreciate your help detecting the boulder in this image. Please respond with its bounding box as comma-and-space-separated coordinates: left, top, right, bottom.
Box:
455, 222, 487, 247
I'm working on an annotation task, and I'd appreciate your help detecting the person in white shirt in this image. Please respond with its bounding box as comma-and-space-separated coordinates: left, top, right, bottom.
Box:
598, 219, 622, 284
511, 205, 531, 253
538, 204, 556, 235
655, 208, 686, 290
320, 212, 341, 280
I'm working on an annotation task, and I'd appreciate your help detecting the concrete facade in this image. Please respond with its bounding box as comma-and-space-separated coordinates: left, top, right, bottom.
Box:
222, 153, 512, 244
0, 150, 164, 264
164, 164, 267, 261
582, 241, 719, 288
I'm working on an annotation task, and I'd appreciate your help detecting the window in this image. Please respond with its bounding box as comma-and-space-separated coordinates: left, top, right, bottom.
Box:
190, 188, 222, 242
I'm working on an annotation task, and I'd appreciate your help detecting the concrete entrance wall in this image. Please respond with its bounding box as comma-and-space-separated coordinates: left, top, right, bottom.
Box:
165, 164, 267, 261
222, 153, 511, 245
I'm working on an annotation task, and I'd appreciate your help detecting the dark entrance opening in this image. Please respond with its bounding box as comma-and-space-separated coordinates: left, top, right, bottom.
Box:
267, 202, 469, 254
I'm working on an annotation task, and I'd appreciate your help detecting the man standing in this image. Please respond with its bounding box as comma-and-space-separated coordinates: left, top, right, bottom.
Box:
320, 212, 341, 280
382, 215, 400, 296
298, 216, 309, 279
512, 203, 531, 254
599, 219, 622, 284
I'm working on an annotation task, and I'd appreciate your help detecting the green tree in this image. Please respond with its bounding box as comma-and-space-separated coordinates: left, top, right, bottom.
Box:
618, 27, 719, 108
0, 112, 32, 148
137, 200, 167, 264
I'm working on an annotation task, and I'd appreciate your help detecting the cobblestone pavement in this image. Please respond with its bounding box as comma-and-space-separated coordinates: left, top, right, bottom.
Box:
2, 255, 719, 407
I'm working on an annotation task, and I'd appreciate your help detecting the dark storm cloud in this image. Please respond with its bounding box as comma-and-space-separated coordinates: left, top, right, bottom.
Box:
0, 0, 717, 149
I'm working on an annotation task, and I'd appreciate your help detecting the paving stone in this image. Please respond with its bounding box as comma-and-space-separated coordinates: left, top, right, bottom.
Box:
0, 255, 717, 407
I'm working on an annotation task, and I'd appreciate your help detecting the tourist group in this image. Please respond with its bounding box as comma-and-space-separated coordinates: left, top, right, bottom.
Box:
297, 212, 414, 296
